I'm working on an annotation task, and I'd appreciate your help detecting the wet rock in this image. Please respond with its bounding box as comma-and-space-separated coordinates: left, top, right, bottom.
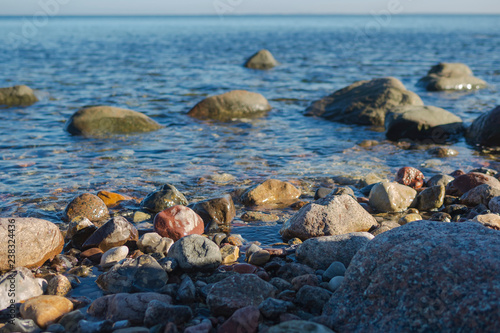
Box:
137, 232, 173, 256
144, 300, 192, 327
467, 106, 500, 146
188, 195, 236, 231
0, 218, 64, 271
65, 106, 162, 136
369, 182, 417, 213
314, 187, 333, 200
0, 318, 40, 333
0, 268, 43, 311
268, 320, 334, 333
63, 193, 110, 224
328, 276, 344, 292
80, 248, 103, 264
241, 179, 301, 206
244, 49, 278, 70
446, 172, 500, 196
96, 254, 168, 293
176, 276, 196, 304
295, 286, 332, 315
188, 90, 272, 121
395, 167, 425, 189
385, 106, 463, 142
258, 298, 294, 319
46, 275, 71, 297
220, 244, 239, 264
280, 194, 377, 240
296, 232, 373, 270
0, 85, 37, 107
97, 190, 133, 207
57, 310, 84, 333
100, 246, 129, 266
429, 147, 459, 158
87, 292, 172, 325
82, 216, 138, 252
65, 216, 95, 242
20, 295, 73, 328
168, 234, 221, 272
430, 212, 451, 222
247, 250, 271, 266
153, 205, 204, 241
132, 210, 153, 223
489, 196, 500, 213
322, 262, 346, 281
426, 174, 454, 187
305, 77, 423, 126
140, 184, 188, 214
398, 213, 423, 225
460, 184, 500, 207
218, 305, 261, 333
77, 319, 113, 333
418, 62, 487, 91
322, 221, 500, 332
417, 185, 445, 211
472, 214, 500, 230
241, 211, 279, 222
276, 263, 314, 282
207, 274, 276, 317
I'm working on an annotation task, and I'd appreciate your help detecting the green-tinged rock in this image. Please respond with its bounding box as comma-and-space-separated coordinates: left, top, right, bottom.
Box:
418, 63, 487, 91
244, 49, 279, 70
0, 85, 38, 107
140, 184, 188, 214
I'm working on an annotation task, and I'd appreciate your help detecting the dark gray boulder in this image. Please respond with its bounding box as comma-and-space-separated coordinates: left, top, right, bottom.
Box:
466, 106, 500, 147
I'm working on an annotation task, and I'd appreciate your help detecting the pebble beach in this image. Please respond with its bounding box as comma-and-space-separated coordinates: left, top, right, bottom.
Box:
1, 14, 500, 333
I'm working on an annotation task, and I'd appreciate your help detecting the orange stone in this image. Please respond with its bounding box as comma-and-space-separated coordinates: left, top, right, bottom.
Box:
97, 190, 133, 207
20, 295, 73, 328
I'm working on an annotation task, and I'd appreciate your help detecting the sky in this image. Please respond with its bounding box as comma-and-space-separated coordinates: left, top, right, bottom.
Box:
1, 0, 500, 15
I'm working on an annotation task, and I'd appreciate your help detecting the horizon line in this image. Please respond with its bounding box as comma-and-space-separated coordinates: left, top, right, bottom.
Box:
1, 13, 500, 17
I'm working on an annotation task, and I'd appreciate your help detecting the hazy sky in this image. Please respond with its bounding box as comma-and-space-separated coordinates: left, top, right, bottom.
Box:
1, 0, 500, 15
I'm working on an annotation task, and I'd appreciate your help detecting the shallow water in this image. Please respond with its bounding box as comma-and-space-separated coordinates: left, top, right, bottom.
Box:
1, 15, 499, 244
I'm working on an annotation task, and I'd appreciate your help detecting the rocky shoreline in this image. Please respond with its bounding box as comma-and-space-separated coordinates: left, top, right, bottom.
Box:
1, 164, 500, 333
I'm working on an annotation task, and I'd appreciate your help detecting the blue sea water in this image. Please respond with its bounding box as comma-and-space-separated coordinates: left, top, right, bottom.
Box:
0, 15, 499, 243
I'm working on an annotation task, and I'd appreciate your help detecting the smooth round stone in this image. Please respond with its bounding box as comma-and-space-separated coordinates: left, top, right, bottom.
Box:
0, 318, 40, 333
47, 275, 72, 297
328, 276, 345, 292
65, 216, 94, 241
323, 262, 347, 281
97, 190, 133, 207
369, 182, 417, 213
241, 179, 301, 206
244, 49, 279, 70
20, 295, 74, 328
168, 235, 222, 272
100, 246, 129, 266
153, 205, 204, 241
399, 213, 423, 225
140, 184, 188, 214
489, 197, 500, 213
137, 232, 174, 256
0, 85, 38, 107
247, 250, 271, 266
418, 62, 487, 91
417, 185, 445, 211
63, 193, 110, 224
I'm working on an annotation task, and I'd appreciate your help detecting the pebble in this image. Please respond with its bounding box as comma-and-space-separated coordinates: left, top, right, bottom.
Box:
399, 213, 423, 225
294, 285, 332, 315
20, 295, 74, 329
323, 261, 346, 281
144, 300, 193, 327
63, 193, 110, 224
137, 232, 173, 256
241, 179, 301, 206
168, 234, 222, 272
328, 276, 345, 292
140, 184, 188, 213
217, 306, 261, 333
395, 167, 425, 189
417, 185, 445, 211
46, 275, 72, 297
153, 205, 204, 241
97, 190, 133, 207
369, 182, 417, 213
100, 246, 129, 266
220, 244, 239, 264
82, 216, 138, 252
241, 211, 280, 222
0, 268, 43, 311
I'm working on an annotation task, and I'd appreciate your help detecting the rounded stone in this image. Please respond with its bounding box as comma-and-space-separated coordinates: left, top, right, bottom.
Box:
328, 276, 345, 292
20, 295, 74, 328
0, 85, 38, 107
268, 320, 334, 333
244, 49, 278, 70
418, 62, 487, 91
241, 179, 301, 206
395, 167, 425, 189
153, 205, 204, 241
140, 184, 188, 214
467, 106, 500, 147
65, 106, 163, 137
47, 275, 72, 297
82, 216, 139, 252
369, 182, 417, 213
63, 193, 110, 224
100, 246, 129, 266
168, 234, 222, 272
137, 232, 174, 256
323, 262, 347, 281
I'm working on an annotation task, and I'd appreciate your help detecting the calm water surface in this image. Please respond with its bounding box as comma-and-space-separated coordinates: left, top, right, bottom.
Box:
1, 15, 499, 244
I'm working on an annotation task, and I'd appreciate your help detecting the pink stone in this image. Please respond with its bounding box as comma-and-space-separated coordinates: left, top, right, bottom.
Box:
217, 306, 261, 333
153, 205, 204, 241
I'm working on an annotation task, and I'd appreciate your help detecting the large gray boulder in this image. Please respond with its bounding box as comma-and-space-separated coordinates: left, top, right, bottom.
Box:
322, 221, 500, 332
244, 49, 279, 70
296, 232, 374, 269
0, 85, 38, 107
187, 90, 271, 121
418, 63, 487, 91
305, 77, 423, 126
65, 106, 163, 137
279, 194, 377, 241
466, 106, 500, 147
385, 105, 463, 142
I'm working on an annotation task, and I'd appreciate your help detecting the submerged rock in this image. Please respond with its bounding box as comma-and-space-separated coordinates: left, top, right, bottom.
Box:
65, 106, 162, 137
187, 90, 272, 121
280, 194, 377, 240
466, 105, 500, 147
369, 182, 417, 213
0, 85, 38, 107
322, 221, 500, 332
140, 184, 188, 214
0, 218, 64, 271
207, 274, 276, 316
241, 179, 301, 206
305, 77, 423, 126
153, 205, 204, 241
296, 232, 374, 270
418, 62, 487, 91
385, 106, 463, 142
244, 49, 279, 70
